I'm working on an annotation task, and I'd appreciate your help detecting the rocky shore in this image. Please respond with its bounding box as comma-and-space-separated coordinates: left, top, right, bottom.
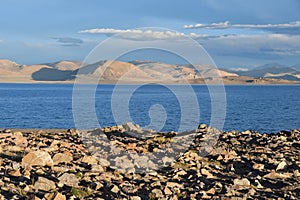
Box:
0, 124, 299, 199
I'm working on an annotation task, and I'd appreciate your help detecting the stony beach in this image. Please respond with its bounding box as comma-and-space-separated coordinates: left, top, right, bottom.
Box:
0, 124, 299, 200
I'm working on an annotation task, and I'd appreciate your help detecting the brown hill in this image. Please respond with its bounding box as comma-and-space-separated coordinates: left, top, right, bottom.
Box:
0, 59, 299, 84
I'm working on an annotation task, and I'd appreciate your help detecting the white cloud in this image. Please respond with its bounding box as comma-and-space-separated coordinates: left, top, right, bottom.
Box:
228, 68, 249, 72
79, 28, 218, 41
183, 21, 300, 34
79, 28, 186, 40
79, 28, 300, 67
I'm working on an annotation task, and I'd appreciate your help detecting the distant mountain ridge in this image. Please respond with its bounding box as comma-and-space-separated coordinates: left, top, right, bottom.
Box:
224, 63, 300, 81
0, 59, 299, 84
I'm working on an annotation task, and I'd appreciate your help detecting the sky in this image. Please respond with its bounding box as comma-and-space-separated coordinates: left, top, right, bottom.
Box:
0, 0, 299, 68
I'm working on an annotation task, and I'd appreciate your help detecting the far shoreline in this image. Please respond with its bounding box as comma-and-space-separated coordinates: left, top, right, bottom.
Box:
0, 81, 300, 85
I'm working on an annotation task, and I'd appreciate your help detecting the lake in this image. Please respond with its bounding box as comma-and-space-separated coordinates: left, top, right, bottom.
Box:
0, 83, 299, 133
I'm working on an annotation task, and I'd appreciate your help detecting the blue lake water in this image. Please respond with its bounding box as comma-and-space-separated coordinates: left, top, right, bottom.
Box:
0, 83, 299, 133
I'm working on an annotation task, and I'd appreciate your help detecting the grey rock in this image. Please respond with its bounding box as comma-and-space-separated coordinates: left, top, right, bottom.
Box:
58, 173, 79, 187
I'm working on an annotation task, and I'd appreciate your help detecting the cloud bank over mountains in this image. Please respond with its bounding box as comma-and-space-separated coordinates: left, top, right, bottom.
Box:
78, 21, 300, 68
183, 21, 300, 35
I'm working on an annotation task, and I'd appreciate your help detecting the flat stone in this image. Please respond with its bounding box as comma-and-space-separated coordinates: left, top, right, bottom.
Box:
34, 177, 56, 191
81, 155, 98, 165
22, 151, 53, 167
263, 171, 292, 179
52, 153, 73, 165
166, 182, 184, 189
130, 196, 141, 200
53, 192, 66, 200
233, 178, 251, 187
58, 173, 79, 187
98, 158, 110, 167
91, 164, 104, 173
8, 169, 21, 177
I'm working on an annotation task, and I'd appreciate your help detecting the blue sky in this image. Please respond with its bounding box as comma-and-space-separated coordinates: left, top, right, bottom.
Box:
0, 0, 299, 68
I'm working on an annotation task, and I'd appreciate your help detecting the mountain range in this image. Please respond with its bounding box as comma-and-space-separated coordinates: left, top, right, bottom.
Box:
0, 59, 299, 84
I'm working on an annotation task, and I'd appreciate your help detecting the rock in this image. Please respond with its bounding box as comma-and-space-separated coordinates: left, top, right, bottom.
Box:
242, 130, 251, 135
166, 182, 184, 189
98, 158, 110, 167
206, 187, 216, 195
53, 192, 67, 200
3, 129, 11, 133
162, 156, 174, 165
0, 126, 299, 199
111, 185, 119, 193
164, 187, 172, 195
58, 173, 79, 187
114, 155, 134, 170
134, 156, 157, 169
130, 196, 141, 200
201, 168, 215, 179
91, 164, 104, 173
276, 160, 287, 171
197, 124, 207, 132
0, 132, 12, 139
254, 180, 264, 189
44, 193, 55, 200
123, 122, 142, 133
294, 170, 300, 177
52, 153, 73, 165
198, 124, 207, 129
217, 155, 223, 160
34, 177, 56, 191
151, 188, 163, 198
233, 178, 251, 187
263, 171, 292, 179
13, 131, 28, 147
22, 151, 53, 167
81, 155, 98, 165
279, 135, 287, 142
253, 163, 264, 170
8, 169, 21, 177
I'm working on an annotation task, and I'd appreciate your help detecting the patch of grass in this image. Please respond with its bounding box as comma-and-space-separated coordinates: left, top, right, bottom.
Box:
75, 172, 83, 179
154, 137, 166, 144
71, 187, 91, 198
